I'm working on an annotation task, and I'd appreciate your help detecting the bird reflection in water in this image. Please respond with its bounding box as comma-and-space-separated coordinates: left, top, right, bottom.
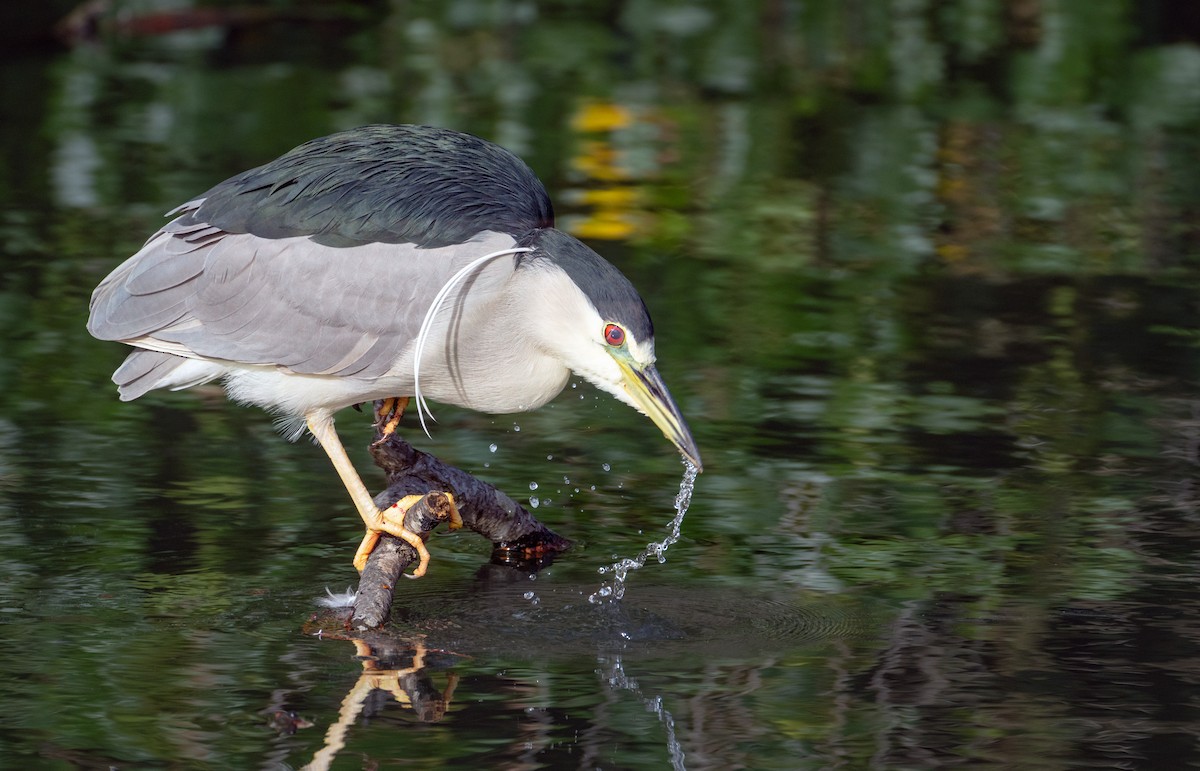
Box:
299, 635, 461, 771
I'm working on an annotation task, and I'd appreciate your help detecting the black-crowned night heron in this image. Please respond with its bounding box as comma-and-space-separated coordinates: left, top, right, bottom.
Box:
87, 124, 702, 578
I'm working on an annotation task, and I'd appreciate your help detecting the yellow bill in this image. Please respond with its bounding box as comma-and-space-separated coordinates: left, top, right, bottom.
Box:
614, 358, 703, 471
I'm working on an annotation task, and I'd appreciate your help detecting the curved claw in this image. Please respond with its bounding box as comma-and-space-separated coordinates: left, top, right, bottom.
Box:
354, 494, 430, 576
371, 396, 409, 447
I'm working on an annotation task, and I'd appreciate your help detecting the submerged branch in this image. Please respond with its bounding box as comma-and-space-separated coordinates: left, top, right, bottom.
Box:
368, 432, 570, 550
350, 492, 456, 630
349, 404, 572, 629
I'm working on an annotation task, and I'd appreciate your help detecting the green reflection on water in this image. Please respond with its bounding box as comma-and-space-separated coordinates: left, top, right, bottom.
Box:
1, 0, 1200, 767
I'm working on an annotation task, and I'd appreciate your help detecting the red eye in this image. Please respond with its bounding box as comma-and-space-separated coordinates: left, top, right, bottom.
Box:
604, 323, 625, 347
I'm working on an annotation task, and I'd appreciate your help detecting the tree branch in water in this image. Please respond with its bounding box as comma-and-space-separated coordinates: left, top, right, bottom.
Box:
350, 405, 572, 629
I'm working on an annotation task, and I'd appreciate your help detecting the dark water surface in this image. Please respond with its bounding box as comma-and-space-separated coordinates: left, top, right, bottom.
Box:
3, 2, 1200, 768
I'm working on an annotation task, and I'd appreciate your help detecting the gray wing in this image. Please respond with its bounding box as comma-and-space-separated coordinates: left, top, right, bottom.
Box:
87, 208, 523, 379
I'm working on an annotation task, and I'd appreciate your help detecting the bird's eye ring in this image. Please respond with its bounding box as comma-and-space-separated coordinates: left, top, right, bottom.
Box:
604, 323, 626, 347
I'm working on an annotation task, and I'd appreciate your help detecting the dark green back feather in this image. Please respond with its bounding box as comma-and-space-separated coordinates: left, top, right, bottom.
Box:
187, 124, 554, 248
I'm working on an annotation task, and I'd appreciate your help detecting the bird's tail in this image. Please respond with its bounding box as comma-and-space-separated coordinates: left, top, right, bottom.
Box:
112, 350, 224, 401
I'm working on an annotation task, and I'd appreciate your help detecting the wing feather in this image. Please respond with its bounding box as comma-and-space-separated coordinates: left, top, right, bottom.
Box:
88, 220, 523, 383
89, 125, 549, 399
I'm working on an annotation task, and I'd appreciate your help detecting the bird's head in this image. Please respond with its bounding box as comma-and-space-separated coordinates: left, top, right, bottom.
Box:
521, 230, 703, 471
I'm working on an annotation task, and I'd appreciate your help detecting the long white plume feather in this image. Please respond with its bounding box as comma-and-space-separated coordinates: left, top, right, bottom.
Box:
412, 245, 533, 438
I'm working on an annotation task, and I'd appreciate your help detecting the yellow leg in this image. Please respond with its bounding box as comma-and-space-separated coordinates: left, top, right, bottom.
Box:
305, 410, 431, 578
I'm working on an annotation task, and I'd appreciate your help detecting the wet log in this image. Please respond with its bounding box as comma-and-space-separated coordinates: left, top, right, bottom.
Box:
350, 492, 458, 630
349, 405, 572, 629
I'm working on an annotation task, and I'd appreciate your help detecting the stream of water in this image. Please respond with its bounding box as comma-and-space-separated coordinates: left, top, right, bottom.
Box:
588, 459, 700, 603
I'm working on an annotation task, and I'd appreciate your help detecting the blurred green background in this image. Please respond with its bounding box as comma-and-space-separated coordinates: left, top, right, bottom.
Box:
2, 1, 1200, 768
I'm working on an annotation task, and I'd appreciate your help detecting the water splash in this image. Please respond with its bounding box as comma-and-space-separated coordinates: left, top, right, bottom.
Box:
588, 459, 699, 603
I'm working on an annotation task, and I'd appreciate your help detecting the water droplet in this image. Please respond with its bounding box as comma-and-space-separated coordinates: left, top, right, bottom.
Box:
529, 481, 539, 490
513, 424, 521, 432
523, 591, 535, 600
529, 496, 540, 508
488, 443, 498, 453
602, 463, 611, 472
546, 454, 554, 460
563, 476, 570, 484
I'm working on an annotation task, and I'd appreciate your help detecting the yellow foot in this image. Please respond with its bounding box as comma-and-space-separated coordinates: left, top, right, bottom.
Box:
353, 493, 463, 578
371, 397, 409, 447
354, 494, 429, 576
